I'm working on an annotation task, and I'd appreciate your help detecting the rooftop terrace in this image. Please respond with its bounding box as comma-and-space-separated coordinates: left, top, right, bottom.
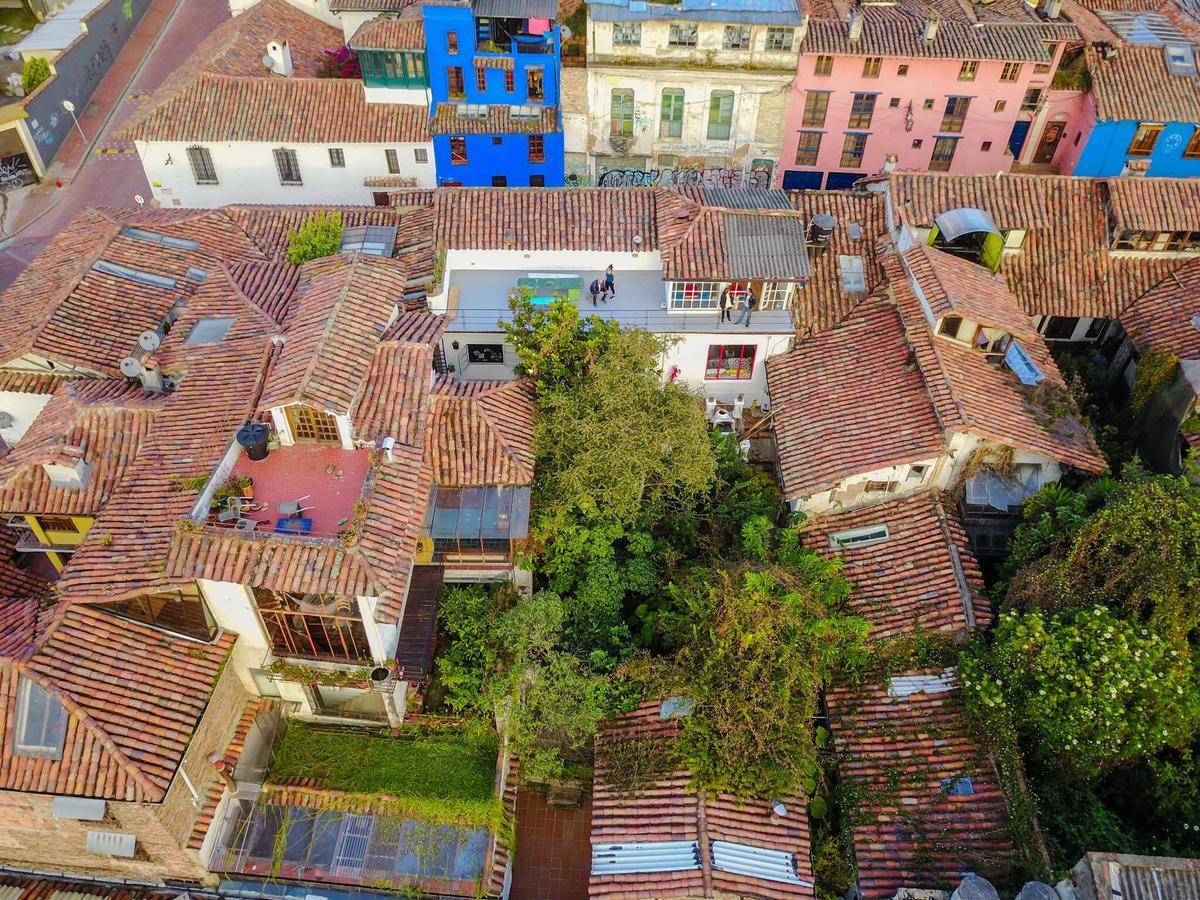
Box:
445, 268, 795, 334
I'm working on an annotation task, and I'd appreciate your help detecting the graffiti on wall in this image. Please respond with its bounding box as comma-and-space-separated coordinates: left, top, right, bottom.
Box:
595, 165, 772, 189
0, 154, 35, 191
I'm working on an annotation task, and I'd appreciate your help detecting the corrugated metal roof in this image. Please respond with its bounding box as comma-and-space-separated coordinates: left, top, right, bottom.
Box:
711, 840, 812, 886
1096, 10, 1189, 45
592, 841, 702, 875
888, 668, 956, 699
589, 0, 804, 25
703, 187, 794, 210
724, 214, 811, 279
473, 0, 558, 18
13, 0, 107, 53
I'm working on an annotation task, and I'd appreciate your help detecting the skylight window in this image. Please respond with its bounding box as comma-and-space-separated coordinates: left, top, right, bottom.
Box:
184, 316, 236, 345
184, 266, 208, 282
14, 676, 67, 759
510, 105, 541, 120
120, 227, 200, 251
839, 254, 866, 293
1164, 43, 1199, 76
92, 260, 177, 290
341, 225, 397, 257
456, 104, 489, 119
940, 776, 975, 796
829, 523, 889, 549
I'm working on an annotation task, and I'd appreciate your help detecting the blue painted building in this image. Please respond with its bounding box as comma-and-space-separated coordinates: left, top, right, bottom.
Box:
1070, 16, 1200, 178
423, 0, 564, 186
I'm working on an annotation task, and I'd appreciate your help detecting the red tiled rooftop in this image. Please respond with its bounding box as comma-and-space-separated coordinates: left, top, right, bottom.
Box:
229, 444, 372, 538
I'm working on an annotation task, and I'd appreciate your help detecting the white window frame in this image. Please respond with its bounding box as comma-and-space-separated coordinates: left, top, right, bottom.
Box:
758, 282, 793, 310
765, 27, 794, 51
613, 22, 641, 46
828, 523, 890, 549
668, 281, 721, 310
414, 147, 429, 163
14, 676, 67, 759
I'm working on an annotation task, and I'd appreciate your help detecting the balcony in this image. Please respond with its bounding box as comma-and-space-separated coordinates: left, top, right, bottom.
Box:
203, 443, 373, 541
254, 588, 373, 664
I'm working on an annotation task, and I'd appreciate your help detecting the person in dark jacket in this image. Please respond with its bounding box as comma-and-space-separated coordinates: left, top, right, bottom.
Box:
589, 275, 607, 306
735, 287, 757, 327
719, 285, 736, 323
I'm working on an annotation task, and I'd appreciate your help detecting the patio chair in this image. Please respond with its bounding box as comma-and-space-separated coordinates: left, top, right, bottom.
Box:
277, 495, 313, 517
232, 517, 258, 533
217, 508, 240, 524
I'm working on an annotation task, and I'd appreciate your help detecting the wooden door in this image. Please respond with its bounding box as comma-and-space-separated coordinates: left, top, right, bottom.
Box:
1033, 121, 1065, 164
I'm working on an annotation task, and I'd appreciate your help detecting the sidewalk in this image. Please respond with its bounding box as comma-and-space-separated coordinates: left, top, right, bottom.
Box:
1, 0, 183, 235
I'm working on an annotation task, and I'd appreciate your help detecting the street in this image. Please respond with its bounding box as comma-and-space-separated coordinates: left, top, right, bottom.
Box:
0, 0, 232, 290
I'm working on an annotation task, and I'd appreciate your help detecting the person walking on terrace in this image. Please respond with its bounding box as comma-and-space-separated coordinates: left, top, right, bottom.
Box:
735, 287, 757, 327
589, 275, 607, 306
719, 285, 737, 324
602, 264, 616, 301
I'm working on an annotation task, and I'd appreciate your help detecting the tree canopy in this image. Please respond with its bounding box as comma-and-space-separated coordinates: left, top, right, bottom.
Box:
285, 211, 344, 265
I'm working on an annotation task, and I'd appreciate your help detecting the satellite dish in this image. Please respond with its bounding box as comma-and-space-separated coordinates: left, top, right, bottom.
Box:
560, 24, 573, 40
261, 53, 276, 71
137, 330, 161, 351
120, 357, 145, 378
0, 411, 13, 429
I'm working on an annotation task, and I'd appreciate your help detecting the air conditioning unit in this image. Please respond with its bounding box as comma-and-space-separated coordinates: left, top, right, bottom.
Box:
87, 830, 136, 858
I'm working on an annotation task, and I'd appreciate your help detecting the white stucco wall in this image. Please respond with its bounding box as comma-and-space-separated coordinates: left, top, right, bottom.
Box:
0, 389, 54, 446
137, 139, 436, 208
198, 579, 268, 694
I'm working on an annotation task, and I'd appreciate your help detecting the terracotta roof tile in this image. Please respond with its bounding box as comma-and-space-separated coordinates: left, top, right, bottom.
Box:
766, 297, 946, 500
1087, 44, 1200, 123
349, 16, 426, 50
120, 76, 431, 144
357, 340, 437, 446
431, 103, 559, 135
158, 0, 342, 93
825, 672, 1018, 899
801, 0, 1076, 60
903, 242, 1028, 327
426, 377, 535, 486
800, 491, 989, 639
887, 172, 1188, 319
787, 190, 888, 335
188, 697, 265, 849
1120, 257, 1200, 360
885, 244, 1108, 472
331, 0, 417, 9
0, 605, 233, 801
258, 254, 408, 416
1108, 176, 1200, 233
591, 700, 815, 899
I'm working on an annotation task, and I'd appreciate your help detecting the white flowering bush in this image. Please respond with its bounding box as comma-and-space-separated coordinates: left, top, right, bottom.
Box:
960, 606, 1200, 780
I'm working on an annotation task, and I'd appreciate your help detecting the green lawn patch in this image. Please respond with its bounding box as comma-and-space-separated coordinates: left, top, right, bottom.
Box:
270, 722, 498, 807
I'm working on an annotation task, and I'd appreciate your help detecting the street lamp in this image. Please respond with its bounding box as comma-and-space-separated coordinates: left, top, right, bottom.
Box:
61, 99, 86, 143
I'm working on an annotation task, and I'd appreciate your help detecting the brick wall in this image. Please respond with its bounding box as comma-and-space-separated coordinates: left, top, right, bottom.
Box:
0, 651, 250, 885
155, 658, 251, 847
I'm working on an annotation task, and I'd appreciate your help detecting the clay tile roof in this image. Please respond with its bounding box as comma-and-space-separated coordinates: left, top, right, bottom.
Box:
1120, 257, 1200, 360
0, 531, 51, 599
787, 189, 888, 335
801, 0, 1076, 60
1108, 176, 1200, 233
1087, 44, 1200, 123
766, 296, 946, 500
591, 700, 815, 899
157, 0, 342, 92
0, 604, 233, 801
434, 188, 658, 252
430, 103, 560, 135
825, 671, 1018, 899
800, 491, 990, 640
904, 241, 1032, 330
0, 208, 267, 376
426, 377, 536, 486
887, 172, 1186, 318
349, 16, 426, 50
259, 254, 408, 417
331, 0, 417, 9
357, 340, 437, 446
0, 379, 161, 518
120, 76, 431, 144
659, 208, 812, 282
884, 246, 1108, 472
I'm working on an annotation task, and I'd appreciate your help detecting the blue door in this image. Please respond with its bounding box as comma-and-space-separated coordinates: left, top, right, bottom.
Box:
1007, 120, 1031, 159
782, 170, 823, 190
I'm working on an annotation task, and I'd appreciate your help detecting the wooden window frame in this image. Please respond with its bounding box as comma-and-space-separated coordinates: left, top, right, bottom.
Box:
285, 405, 342, 444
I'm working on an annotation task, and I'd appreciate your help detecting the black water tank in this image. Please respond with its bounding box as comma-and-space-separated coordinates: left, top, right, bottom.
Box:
237, 423, 270, 461
808, 214, 836, 246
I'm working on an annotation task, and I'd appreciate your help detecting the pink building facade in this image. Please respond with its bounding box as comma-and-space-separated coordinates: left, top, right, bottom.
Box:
775, 7, 1075, 189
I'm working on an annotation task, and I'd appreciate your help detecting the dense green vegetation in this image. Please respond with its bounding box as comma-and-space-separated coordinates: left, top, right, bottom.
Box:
961, 472, 1200, 869
285, 211, 344, 265
269, 722, 498, 811
21, 57, 49, 95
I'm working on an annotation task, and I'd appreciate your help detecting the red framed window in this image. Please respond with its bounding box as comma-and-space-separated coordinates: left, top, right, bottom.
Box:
450, 136, 467, 164
706, 344, 756, 380
476, 67, 487, 91
447, 65, 465, 98
528, 134, 545, 163
504, 68, 515, 92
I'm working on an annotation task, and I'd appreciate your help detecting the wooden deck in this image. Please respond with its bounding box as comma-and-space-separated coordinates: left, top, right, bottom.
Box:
395, 565, 444, 682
